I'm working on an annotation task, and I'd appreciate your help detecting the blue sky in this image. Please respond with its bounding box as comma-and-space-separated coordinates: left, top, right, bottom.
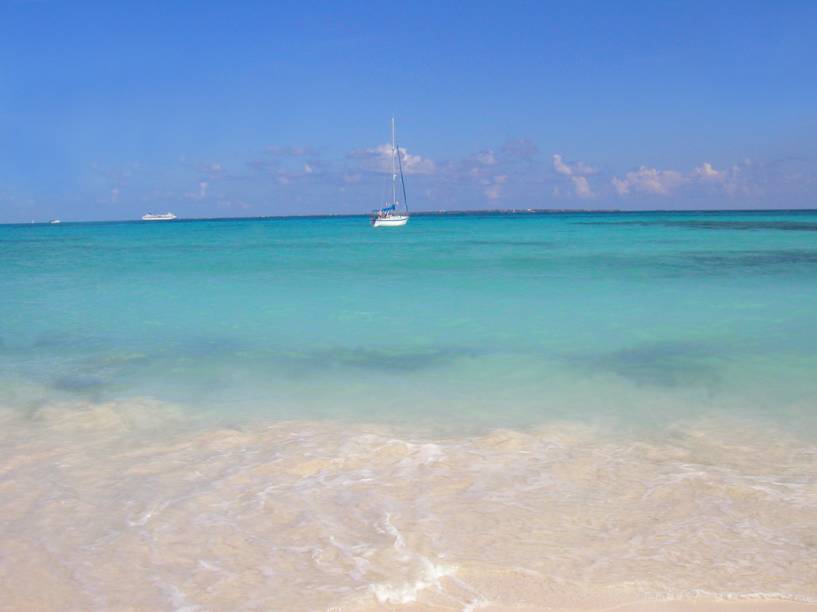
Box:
2, 0, 816, 222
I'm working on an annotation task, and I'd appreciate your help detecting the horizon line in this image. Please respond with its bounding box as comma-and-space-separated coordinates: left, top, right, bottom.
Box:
3, 206, 817, 226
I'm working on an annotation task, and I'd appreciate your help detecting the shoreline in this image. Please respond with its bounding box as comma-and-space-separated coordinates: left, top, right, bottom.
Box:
2, 399, 816, 610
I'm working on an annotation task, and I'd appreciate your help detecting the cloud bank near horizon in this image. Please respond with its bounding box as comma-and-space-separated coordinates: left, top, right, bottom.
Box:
2, 138, 816, 222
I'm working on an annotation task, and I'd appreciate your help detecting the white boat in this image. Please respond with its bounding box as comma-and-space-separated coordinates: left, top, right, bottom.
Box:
372, 214, 408, 227
49, 219, 61, 224
142, 212, 177, 221
371, 118, 409, 228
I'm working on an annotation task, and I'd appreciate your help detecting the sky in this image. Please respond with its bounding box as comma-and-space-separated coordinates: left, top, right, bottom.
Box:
1, 0, 817, 222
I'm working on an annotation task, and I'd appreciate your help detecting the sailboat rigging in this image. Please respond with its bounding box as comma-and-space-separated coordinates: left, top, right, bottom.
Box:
371, 118, 409, 228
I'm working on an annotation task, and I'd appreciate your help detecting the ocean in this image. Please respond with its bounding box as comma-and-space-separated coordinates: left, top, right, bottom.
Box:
1, 211, 816, 609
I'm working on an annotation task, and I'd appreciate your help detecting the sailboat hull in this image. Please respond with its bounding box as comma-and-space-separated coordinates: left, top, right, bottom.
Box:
371, 215, 409, 228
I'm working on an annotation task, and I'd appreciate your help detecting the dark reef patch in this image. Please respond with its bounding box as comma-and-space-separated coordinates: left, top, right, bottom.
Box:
578, 220, 817, 232
568, 341, 721, 388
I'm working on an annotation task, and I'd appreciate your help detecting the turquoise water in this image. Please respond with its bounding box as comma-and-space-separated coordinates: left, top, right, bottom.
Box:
3, 211, 817, 433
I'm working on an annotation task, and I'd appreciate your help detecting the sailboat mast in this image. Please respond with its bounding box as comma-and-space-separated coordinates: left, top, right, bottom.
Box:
391, 117, 397, 205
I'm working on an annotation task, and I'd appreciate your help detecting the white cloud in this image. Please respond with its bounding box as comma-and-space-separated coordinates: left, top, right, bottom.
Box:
571, 176, 592, 198
552, 154, 596, 177
401, 150, 436, 175
691, 160, 762, 197
693, 161, 738, 194
611, 160, 765, 198
552, 154, 595, 197
612, 166, 685, 196
719, 160, 762, 197
693, 162, 723, 181
552, 154, 572, 176
350, 144, 436, 175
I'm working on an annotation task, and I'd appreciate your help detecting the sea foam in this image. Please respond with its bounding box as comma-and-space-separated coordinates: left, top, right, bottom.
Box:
1, 398, 816, 610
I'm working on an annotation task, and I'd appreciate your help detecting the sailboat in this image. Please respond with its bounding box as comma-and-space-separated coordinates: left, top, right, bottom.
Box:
371, 118, 409, 228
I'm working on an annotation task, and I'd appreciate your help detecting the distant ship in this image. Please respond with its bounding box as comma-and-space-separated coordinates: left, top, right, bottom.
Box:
49, 219, 61, 224
142, 212, 177, 221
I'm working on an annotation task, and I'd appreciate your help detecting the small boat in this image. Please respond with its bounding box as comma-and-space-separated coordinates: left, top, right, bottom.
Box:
49, 219, 61, 224
142, 212, 177, 221
371, 118, 409, 228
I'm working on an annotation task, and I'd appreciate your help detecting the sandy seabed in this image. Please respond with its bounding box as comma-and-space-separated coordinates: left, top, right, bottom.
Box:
1, 399, 816, 611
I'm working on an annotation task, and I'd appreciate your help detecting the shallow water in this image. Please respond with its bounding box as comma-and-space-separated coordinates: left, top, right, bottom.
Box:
1, 212, 817, 608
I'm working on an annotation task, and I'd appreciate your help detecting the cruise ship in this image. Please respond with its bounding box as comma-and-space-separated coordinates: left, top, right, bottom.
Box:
142, 212, 177, 221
